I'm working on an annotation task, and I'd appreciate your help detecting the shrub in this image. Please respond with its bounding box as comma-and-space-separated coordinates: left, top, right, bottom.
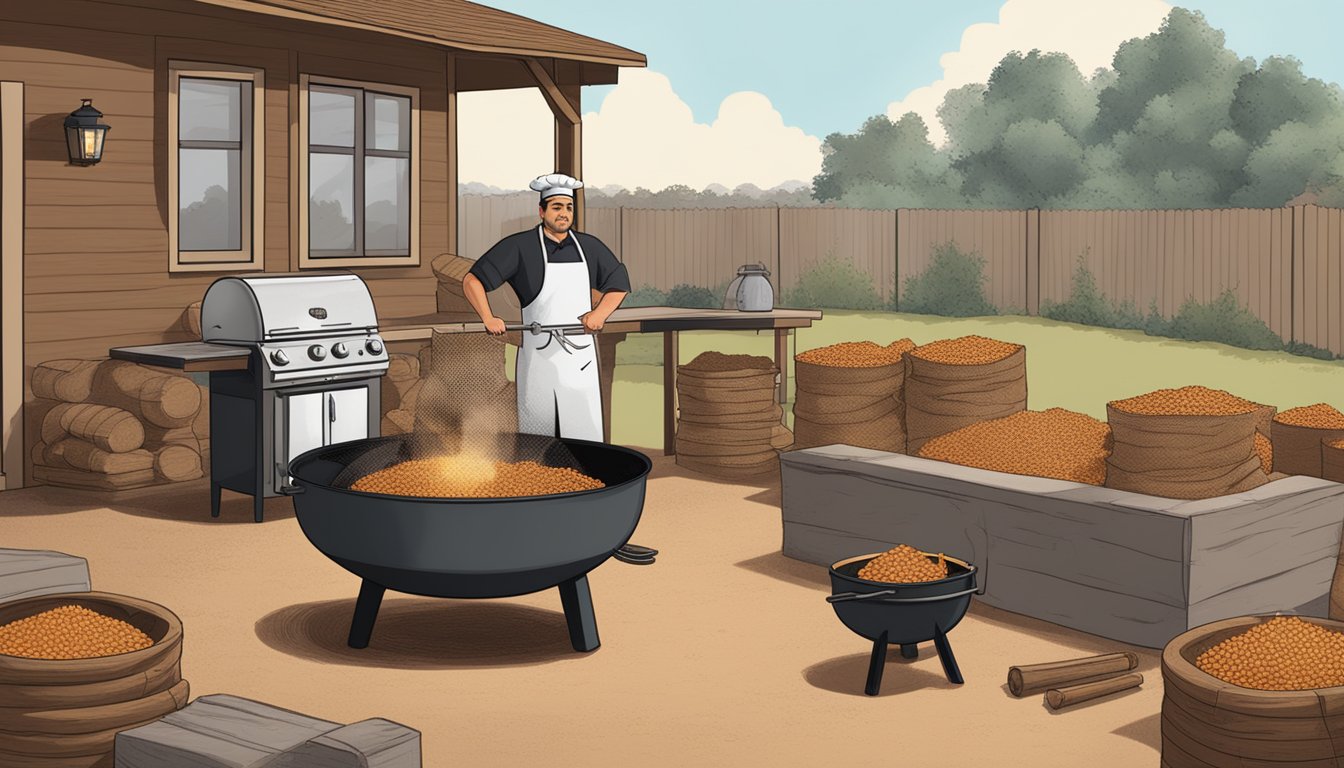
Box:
783, 254, 885, 310
898, 243, 997, 316
1040, 255, 1160, 331
623, 285, 667, 307
1283, 341, 1337, 360
1167, 290, 1285, 351
666, 283, 719, 308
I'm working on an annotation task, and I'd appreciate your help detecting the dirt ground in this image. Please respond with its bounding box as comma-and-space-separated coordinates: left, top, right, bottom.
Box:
1, 452, 1163, 767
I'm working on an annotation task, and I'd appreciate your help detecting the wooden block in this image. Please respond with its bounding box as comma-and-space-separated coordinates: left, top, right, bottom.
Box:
42, 403, 144, 453
114, 694, 340, 768
0, 549, 91, 605
50, 439, 154, 474
271, 719, 422, 768
90, 360, 199, 429
31, 359, 100, 402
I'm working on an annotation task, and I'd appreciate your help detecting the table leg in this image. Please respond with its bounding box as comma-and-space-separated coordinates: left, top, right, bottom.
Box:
774, 328, 789, 423
596, 332, 625, 445
664, 330, 678, 456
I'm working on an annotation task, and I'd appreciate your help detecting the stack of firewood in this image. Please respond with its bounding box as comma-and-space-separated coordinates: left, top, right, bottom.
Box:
30, 359, 209, 490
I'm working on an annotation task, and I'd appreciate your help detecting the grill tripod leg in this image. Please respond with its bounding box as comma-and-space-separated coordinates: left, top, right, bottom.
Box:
865, 631, 889, 696
558, 575, 600, 652
933, 625, 963, 685
900, 644, 919, 659
347, 580, 385, 649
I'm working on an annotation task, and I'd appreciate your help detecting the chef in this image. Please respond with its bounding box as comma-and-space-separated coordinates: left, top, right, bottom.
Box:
463, 173, 656, 564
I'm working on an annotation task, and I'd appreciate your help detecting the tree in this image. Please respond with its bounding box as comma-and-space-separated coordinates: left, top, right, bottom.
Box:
812, 113, 964, 208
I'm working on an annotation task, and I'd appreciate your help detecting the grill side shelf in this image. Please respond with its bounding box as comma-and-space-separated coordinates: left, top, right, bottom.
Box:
109, 342, 251, 372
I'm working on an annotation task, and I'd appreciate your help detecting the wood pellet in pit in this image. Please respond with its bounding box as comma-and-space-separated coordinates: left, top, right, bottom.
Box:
0, 605, 154, 659
795, 339, 915, 368
857, 544, 949, 583
916, 408, 1111, 486
1274, 403, 1344, 429
1196, 616, 1344, 690
1109, 385, 1258, 416
351, 455, 604, 498
909, 335, 1020, 365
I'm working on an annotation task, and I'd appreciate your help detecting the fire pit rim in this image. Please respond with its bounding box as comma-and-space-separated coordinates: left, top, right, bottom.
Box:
830, 550, 976, 589
286, 434, 653, 505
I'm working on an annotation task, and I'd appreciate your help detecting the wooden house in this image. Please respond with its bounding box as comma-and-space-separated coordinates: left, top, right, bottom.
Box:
0, 0, 646, 489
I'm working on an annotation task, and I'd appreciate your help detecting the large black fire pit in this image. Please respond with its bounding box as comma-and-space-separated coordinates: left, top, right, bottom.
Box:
283, 433, 651, 652
827, 551, 981, 695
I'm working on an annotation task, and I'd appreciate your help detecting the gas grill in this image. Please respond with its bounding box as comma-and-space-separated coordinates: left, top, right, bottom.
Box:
200, 273, 387, 521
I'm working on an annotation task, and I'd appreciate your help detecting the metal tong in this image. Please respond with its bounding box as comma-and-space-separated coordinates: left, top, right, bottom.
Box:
503, 322, 592, 354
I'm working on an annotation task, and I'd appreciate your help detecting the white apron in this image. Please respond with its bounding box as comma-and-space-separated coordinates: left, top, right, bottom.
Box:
516, 226, 603, 441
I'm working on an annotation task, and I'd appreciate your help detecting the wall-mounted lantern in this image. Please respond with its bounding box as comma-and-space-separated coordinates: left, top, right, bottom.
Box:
64, 99, 110, 166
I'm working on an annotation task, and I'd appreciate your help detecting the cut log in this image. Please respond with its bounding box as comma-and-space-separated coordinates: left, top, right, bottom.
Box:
113, 694, 340, 768
33, 466, 156, 491
0, 549, 91, 606
270, 718, 422, 768
387, 353, 420, 382
183, 301, 202, 338
193, 384, 209, 440
49, 439, 153, 475
1007, 652, 1139, 697
41, 403, 143, 454
90, 361, 200, 429
31, 360, 100, 403
1046, 673, 1142, 710
142, 425, 202, 455
153, 445, 202, 483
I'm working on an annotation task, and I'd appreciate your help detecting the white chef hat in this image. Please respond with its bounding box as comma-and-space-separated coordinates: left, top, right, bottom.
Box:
530, 173, 584, 201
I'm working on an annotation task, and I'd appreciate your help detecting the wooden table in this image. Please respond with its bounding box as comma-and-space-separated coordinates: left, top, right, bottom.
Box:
381, 306, 823, 454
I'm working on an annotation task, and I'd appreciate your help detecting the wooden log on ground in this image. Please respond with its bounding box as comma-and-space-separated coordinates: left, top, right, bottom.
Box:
31, 360, 100, 403
152, 445, 202, 483
1046, 673, 1143, 710
113, 694, 340, 767
270, 718, 422, 768
48, 439, 153, 475
1007, 652, 1139, 697
0, 550, 91, 606
89, 361, 199, 429
41, 404, 143, 454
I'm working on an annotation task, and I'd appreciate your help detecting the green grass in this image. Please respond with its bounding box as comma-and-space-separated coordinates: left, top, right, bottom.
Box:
601, 310, 1344, 450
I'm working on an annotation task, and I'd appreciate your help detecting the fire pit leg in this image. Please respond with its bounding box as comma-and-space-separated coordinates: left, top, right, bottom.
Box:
347, 580, 386, 649
900, 644, 919, 659
932, 625, 963, 685
558, 575, 600, 652
864, 630, 889, 696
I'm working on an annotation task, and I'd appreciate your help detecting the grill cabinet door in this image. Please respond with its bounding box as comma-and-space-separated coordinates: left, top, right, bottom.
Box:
282, 392, 325, 485
327, 387, 368, 446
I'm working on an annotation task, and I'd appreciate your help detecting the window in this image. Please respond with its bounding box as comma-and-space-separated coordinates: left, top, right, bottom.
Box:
299, 76, 419, 267
168, 63, 264, 272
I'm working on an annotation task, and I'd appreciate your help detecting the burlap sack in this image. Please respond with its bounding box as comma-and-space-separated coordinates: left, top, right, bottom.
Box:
1323, 440, 1344, 484
676, 453, 779, 480
794, 359, 902, 398
1105, 406, 1266, 499
677, 421, 778, 445
793, 410, 905, 453
903, 346, 1027, 454
677, 392, 778, 418
678, 403, 784, 425
1271, 420, 1344, 478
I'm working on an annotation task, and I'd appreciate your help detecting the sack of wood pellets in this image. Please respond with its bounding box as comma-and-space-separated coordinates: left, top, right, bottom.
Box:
1270, 404, 1344, 478
1105, 386, 1266, 500
903, 335, 1026, 455
792, 340, 914, 453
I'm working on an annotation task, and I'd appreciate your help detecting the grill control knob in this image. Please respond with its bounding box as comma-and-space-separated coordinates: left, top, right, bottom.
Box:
308, 344, 327, 361
366, 338, 384, 355
270, 349, 290, 366
331, 342, 350, 358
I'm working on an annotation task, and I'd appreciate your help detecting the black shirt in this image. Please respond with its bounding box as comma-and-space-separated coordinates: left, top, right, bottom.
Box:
469, 226, 631, 308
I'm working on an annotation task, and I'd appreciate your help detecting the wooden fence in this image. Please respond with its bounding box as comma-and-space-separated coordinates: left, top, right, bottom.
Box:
457, 197, 1344, 355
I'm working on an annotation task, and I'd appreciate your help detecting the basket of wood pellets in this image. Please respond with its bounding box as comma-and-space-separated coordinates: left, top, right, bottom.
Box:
792, 340, 914, 453
0, 592, 188, 765
1162, 614, 1344, 767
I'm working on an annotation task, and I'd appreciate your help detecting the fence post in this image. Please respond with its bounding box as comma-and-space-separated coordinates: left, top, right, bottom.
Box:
1027, 207, 1040, 316
893, 208, 901, 312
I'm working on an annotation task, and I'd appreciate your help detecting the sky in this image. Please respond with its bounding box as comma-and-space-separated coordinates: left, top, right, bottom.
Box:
457, 0, 1344, 192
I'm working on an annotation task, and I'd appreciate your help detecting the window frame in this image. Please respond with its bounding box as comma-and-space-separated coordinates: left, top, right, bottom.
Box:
298, 74, 420, 268
167, 62, 265, 273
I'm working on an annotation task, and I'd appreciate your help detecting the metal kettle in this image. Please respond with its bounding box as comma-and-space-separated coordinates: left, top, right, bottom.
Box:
723, 263, 775, 312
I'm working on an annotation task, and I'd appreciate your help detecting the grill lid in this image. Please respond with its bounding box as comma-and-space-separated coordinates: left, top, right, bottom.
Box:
201, 273, 378, 342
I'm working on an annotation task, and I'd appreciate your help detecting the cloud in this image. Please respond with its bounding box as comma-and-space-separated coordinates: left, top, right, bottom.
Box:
457, 69, 822, 191
886, 0, 1172, 145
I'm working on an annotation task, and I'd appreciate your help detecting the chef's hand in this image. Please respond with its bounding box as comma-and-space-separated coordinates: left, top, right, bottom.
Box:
579, 311, 606, 333
483, 316, 507, 336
